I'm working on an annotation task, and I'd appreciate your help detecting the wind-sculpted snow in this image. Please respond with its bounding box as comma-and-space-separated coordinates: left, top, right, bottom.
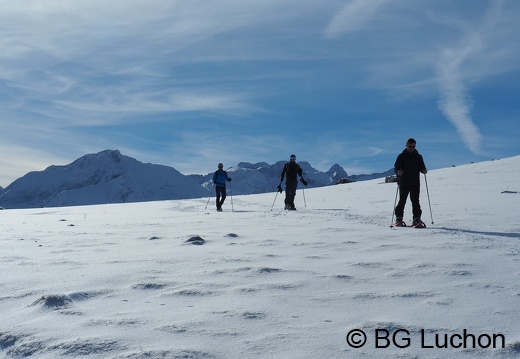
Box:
0, 156, 519, 358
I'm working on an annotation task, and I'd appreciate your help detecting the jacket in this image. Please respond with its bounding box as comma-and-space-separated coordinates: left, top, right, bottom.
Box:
281, 162, 303, 182
394, 149, 426, 186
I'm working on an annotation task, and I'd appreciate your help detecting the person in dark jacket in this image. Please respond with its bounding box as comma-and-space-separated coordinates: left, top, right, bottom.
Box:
212, 163, 231, 211
279, 154, 308, 210
394, 138, 427, 226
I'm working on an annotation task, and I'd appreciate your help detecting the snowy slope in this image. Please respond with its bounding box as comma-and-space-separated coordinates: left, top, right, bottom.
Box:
1, 156, 519, 358
0, 150, 208, 209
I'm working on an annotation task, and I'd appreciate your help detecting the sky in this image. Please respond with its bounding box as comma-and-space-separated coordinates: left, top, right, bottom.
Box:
1, 0, 519, 188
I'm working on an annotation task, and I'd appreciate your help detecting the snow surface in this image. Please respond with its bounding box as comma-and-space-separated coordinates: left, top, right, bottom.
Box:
1, 156, 519, 358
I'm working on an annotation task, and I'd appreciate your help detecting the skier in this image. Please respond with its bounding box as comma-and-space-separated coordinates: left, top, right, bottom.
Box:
212, 163, 232, 211
279, 154, 308, 210
393, 138, 427, 227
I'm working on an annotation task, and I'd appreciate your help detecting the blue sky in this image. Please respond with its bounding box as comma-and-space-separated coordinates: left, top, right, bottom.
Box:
1, 0, 519, 187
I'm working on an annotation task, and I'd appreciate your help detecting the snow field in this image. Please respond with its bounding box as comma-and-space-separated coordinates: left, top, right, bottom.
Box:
1, 156, 519, 358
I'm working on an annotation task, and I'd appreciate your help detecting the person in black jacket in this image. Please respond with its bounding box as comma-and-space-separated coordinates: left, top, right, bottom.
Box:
279, 154, 308, 210
394, 138, 427, 226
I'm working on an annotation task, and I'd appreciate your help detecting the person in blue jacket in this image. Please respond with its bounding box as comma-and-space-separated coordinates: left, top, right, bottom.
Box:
394, 138, 427, 226
212, 163, 232, 211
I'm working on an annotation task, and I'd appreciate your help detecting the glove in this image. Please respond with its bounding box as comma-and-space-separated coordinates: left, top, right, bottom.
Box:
277, 185, 283, 193
300, 178, 308, 186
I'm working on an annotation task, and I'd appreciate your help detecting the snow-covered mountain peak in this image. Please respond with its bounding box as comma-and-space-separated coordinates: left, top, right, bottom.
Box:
0, 150, 207, 209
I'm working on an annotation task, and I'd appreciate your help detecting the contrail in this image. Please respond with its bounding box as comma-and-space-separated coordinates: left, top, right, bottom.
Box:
436, 0, 503, 154
437, 52, 482, 154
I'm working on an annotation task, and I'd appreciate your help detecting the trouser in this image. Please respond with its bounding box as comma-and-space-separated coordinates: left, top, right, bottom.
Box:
395, 184, 422, 219
284, 180, 298, 208
216, 186, 226, 209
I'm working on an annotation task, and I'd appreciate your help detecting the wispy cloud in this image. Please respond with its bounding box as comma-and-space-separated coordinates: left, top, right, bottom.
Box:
435, 0, 504, 154
0, 2, 268, 112
324, 0, 391, 38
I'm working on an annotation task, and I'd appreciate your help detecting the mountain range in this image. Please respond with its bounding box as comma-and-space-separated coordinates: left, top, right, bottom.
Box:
189, 161, 350, 195
0, 150, 393, 209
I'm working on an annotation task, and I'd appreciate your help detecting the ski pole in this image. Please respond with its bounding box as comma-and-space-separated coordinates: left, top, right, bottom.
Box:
271, 181, 282, 211
302, 188, 307, 208
270, 191, 279, 211
424, 173, 434, 224
229, 181, 234, 212
205, 184, 215, 210
390, 183, 399, 228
